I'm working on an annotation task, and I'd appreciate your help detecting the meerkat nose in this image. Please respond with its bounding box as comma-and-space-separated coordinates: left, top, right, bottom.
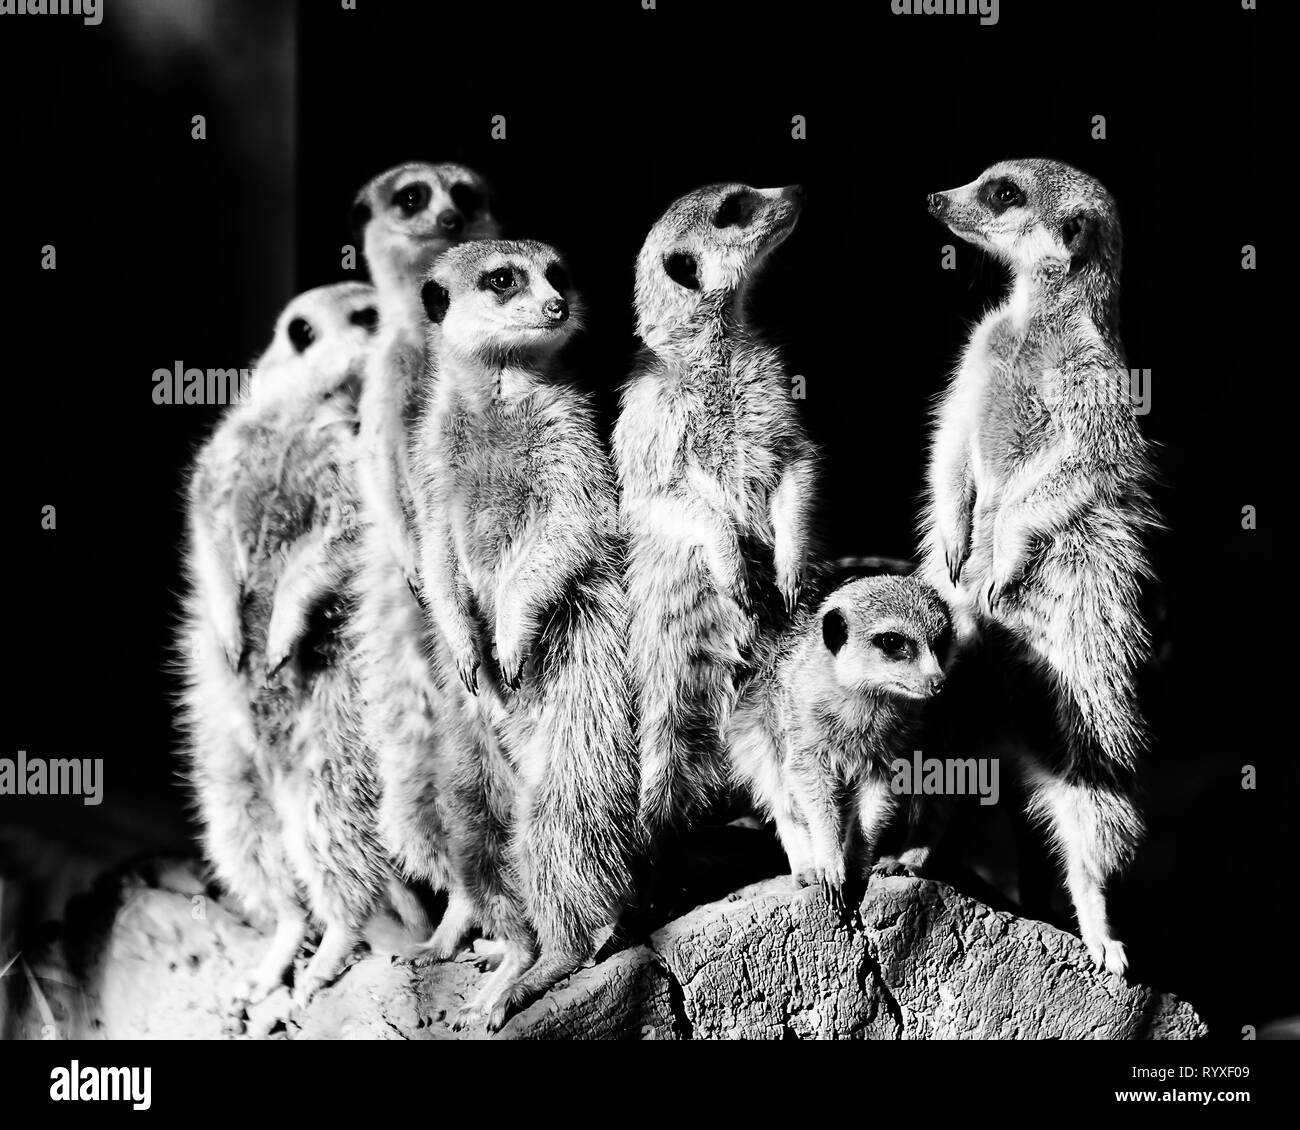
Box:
785, 184, 806, 201
927, 674, 946, 695
543, 297, 569, 324
437, 209, 464, 235
927, 192, 948, 217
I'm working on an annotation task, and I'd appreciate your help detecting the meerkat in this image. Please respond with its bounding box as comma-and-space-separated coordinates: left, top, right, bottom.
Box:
412, 239, 639, 1031
613, 182, 817, 834
347, 162, 500, 950
181, 282, 415, 1022
920, 158, 1159, 975
728, 576, 952, 911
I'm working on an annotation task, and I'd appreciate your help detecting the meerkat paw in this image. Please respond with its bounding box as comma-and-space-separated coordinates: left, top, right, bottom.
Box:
869, 855, 916, 879
241, 986, 296, 1040
1086, 936, 1130, 978
940, 532, 969, 588
454, 654, 479, 696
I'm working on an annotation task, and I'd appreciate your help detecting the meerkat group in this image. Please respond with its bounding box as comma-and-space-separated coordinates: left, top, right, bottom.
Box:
178, 154, 1158, 1034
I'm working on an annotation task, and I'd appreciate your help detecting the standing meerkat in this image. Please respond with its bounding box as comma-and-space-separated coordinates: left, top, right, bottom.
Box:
613, 182, 817, 834
728, 576, 952, 911
412, 239, 639, 1031
181, 282, 410, 1021
921, 158, 1159, 975
347, 162, 499, 950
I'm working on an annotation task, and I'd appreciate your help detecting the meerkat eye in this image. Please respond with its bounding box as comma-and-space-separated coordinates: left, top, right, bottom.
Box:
713, 191, 759, 229
822, 609, 849, 655
872, 632, 911, 659
545, 262, 570, 294
350, 306, 379, 332
484, 267, 516, 293
393, 181, 432, 216
287, 317, 315, 354
991, 181, 1025, 207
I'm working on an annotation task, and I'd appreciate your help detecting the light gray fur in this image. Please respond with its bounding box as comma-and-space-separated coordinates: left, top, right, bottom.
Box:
920, 158, 1159, 975
614, 182, 817, 834
412, 240, 640, 1031
179, 282, 410, 1020
729, 576, 952, 914
348, 162, 499, 940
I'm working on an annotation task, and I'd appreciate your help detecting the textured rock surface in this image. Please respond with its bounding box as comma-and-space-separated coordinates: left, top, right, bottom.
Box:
4, 858, 1205, 1040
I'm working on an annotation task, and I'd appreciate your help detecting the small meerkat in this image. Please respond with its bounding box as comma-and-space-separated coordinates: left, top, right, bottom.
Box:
921, 158, 1158, 975
181, 282, 411, 1020
412, 239, 639, 1031
614, 182, 817, 834
347, 162, 499, 948
728, 576, 952, 912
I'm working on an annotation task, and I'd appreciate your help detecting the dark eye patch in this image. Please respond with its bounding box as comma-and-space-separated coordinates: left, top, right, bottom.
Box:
663, 250, 699, 290
822, 609, 848, 655
350, 306, 379, 332
287, 317, 315, 354
392, 181, 432, 217
713, 190, 760, 228
545, 261, 570, 294
979, 177, 1026, 213
449, 182, 484, 221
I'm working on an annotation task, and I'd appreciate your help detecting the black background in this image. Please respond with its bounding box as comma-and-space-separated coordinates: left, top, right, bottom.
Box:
3, 0, 1290, 1037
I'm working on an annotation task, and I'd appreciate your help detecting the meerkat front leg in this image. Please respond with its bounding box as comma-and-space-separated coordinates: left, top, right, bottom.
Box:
189, 512, 245, 671
787, 754, 849, 915
493, 503, 585, 689
358, 368, 422, 596
770, 451, 817, 613
420, 507, 480, 694
926, 419, 976, 587
263, 524, 344, 675
983, 460, 1096, 613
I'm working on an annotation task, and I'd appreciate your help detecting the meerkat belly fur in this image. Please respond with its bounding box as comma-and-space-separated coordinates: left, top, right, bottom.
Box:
413, 240, 639, 1031
181, 282, 410, 1016
729, 576, 952, 911
920, 159, 1159, 975
614, 183, 817, 833
348, 162, 500, 948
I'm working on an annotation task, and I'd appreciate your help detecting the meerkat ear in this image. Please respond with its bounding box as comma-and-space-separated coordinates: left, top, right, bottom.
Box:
349, 200, 372, 242
822, 609, 849, 656
1061, 211, 1098, 274
421, 280, 451, 324
663, 250, 700, 291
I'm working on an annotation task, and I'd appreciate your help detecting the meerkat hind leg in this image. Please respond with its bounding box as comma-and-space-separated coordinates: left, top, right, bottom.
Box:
409, 887, 479, 964
291, 921, 362, 1010
1022, 761, 1137, 978
453, 938, 535, 1032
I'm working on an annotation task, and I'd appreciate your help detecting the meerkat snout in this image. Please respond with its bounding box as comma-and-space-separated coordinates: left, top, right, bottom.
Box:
437, 209, 463, 236
926, 191, 948, 218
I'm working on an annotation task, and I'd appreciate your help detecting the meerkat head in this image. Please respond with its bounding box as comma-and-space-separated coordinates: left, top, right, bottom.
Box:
633, 182, 805, 346
816, 576, 953, 705
927, 159, 1119, 282
420, 239, 579, 369
350, 162, 499, 303
253, 281, 378, 403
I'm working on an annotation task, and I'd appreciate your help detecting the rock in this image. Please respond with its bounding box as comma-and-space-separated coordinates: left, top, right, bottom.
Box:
5, 858, 1205, 1040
